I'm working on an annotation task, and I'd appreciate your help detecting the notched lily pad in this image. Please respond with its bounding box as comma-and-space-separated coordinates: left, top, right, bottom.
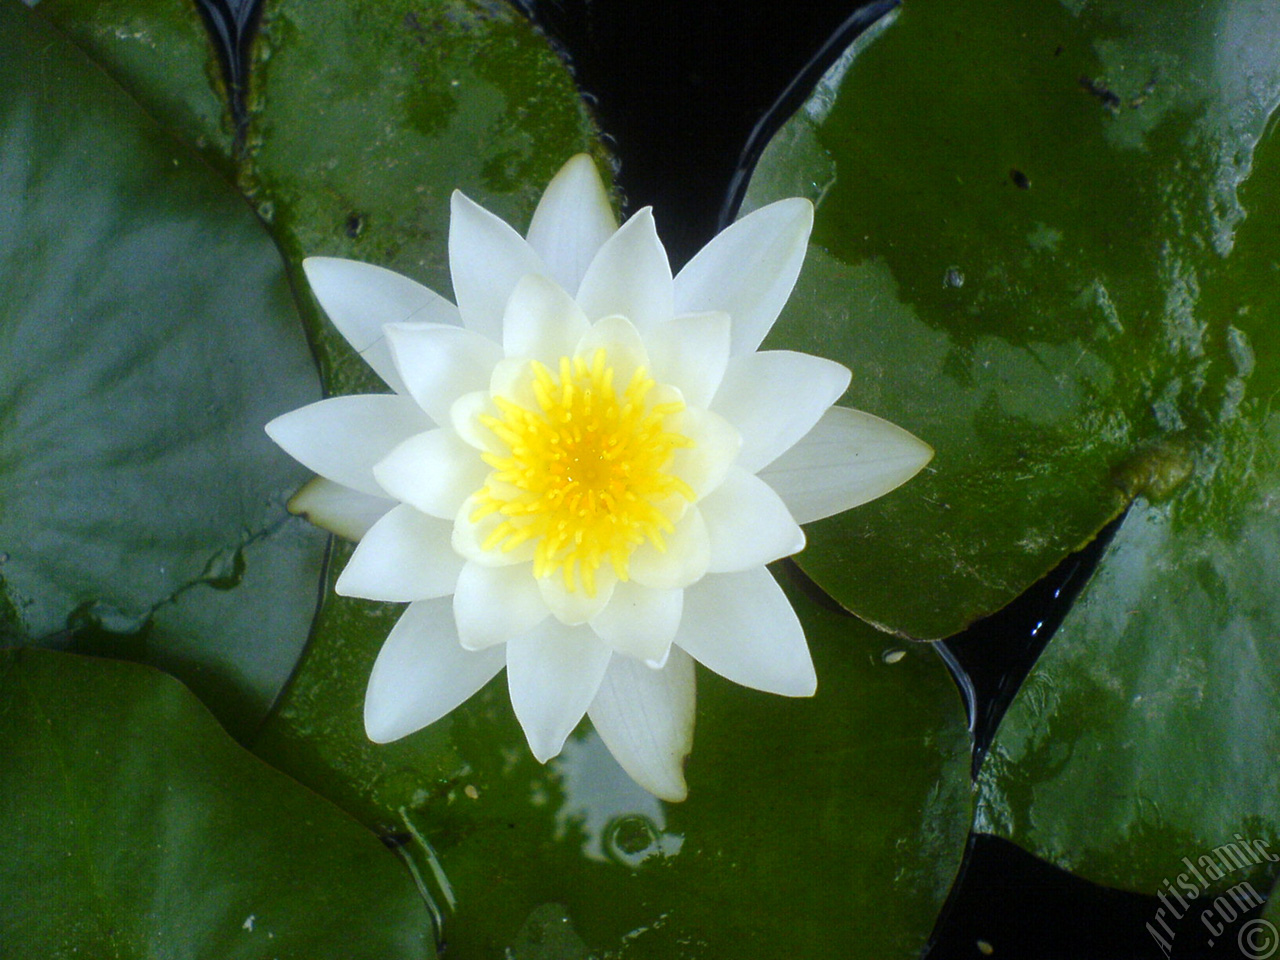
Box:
242, 0, 611, 393
34, 0, 236, 176
0, 1, 324, 736
742, 0, 1280, 639
959, 0, 1280, 894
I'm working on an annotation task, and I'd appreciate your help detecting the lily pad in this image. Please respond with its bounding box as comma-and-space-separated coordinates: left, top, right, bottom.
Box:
31, 0, 610, 395
970, 7, 1280, 892
742, 0, 1280, 639
974, 496, 1280, 896
0, 647, 434, 958
0, 0, 324, 736
242, 0, 610, 394
253, 561, 971, 958
34, 0, 236, 175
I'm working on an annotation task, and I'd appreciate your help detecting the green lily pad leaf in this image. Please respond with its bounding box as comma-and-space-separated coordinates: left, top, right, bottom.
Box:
0, 1, 325, 736
33, 0, 236, 176
253, 561, 971, 958
0, 647, 434, 957
30, 0, 609, 394
973, 61, 1280, 890
974, 486, 1280, 892
742, 0, 1280, 638
241, 0, 610, 393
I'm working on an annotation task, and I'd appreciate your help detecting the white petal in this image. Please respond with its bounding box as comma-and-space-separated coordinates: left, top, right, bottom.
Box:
575, 208, 673, 332
507, 623, 612, 762
265, 395, 432, 497
668, 406, 741, 499
385, 322, 503, 425
303, 257, 461, 394
672, 198, 813, 356
453, 561, 549, 650
700, 467, 805, 572
287, 476, 395, 541
587, 646, 695, 802
711, 351, 851, 473
449, 191, 549, 341
452, 494, 536, 567
589, 581, 683, 666
758, 406, 935, 523
574, 314, 650, 388
364, 598, 506, 743
335, 504, 462, 601
525, 154, 618, 295
501, 274, 590, 366
675, 568, 815, 697
373, 428, 488, 520
628, 505, 710, 590
539, 566, 617, 625
450, 390, 503, 454
645, 312, 731, 409
489, 357, 545, 412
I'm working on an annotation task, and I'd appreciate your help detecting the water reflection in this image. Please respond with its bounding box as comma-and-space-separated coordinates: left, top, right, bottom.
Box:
552, 731, 683, 868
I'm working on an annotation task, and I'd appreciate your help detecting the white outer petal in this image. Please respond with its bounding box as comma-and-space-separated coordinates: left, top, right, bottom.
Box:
711, 351, 851, 473
287, 476, 395, 542
575, 207, 673, 332
672, 198, 813, 356
589, 581, 683, 666
449, 191, 549, 341
628, 505, 710, 590
501, 273, 591, 367
364, 598, 506, 743
525, 154, 618, 296
700, 467, 805, 573
303, 256, 461, 394
335, 504, 462, 602
588, 646, 695, 802
675, 567, 816, 697
645, 312, 731, 410
453, 561, 549, 650
265, 395, 432, 497
507, 623, 612, 762
385, 322, 503, 425
373, 428, 488, 521
758, 406, 935, 524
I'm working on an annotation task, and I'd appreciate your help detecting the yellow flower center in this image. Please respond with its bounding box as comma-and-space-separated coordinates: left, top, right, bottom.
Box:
471, 348, 695, 595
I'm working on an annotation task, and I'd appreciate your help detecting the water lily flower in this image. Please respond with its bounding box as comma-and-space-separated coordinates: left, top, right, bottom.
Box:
266, 155, 931, 802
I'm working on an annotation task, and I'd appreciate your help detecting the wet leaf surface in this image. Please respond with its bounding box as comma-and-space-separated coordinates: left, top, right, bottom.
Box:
255, 559, 972, 958
0, 0, 324, 737
743, 0, 1280, 640
0, 648, 435, 958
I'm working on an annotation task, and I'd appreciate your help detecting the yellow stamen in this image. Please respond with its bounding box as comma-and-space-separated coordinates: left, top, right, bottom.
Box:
470, 348, 695, 595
